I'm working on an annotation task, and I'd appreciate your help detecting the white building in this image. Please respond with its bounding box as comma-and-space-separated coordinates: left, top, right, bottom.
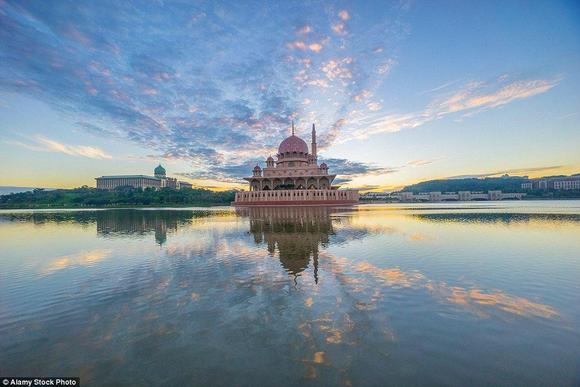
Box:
521, 175, 580, 190
96, 165, 192, 190
393, 190, 525, 202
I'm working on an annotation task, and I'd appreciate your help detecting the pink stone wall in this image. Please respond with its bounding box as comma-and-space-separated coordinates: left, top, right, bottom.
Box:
234, 189, 359, 205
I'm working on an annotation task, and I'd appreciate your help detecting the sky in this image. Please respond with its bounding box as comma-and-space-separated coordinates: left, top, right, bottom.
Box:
1, 0, 579, 191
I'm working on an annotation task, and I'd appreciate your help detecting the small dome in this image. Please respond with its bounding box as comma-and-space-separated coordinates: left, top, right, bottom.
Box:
253, 164, 262, 171
154, 164, 166, 175
267, 156, 274, 161
320, 162, 328, 168
278, 135, 308, 154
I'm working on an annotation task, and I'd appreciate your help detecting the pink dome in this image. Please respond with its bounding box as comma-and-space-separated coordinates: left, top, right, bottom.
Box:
267, 156, 274, 161
320, 162, 328, 168
278, 135, 308, 154
253, 164, 261, 171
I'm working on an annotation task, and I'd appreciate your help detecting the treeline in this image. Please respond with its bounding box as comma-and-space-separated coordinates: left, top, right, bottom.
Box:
401, 176, 580, 198
403, 176, 528, 193
0, 186, 236, 208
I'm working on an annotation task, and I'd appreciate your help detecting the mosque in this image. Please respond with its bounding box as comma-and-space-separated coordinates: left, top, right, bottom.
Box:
234, 123, 359, 205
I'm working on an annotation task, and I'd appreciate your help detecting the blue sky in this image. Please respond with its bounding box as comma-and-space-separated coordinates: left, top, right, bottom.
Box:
1, 0, 579, 190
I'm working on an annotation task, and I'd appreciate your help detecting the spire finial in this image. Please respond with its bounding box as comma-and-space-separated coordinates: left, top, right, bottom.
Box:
291, 120, 295, 136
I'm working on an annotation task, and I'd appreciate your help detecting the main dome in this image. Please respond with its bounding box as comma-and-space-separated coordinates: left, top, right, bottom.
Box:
154, 164, 166, 175
278, 135, 308, 154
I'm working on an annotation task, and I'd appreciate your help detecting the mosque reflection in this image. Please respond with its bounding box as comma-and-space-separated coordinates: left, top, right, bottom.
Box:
237, 206, 342, 283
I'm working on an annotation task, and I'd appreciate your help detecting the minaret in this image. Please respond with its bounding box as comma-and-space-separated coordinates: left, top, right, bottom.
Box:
292, 120, 295, 136
311, 123, 317, 159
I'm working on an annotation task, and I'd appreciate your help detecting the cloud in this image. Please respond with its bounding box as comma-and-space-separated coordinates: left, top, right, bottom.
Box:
419, 79, 460, 95
350, 184, 382, 191
331, 11, 350, 36
331, 23, 346, 35
0, 1, 407, 180
430, 78, 559, 115
297, 25, 312, 35
322, 158, 398, 182
353, 90, 372, 102
447, 165, 564, 179
177, 157, 397, 186
406, 158, 440, 167
9, 135, 112, 159
37, 136, 112, 159
338, 10, 350, 21
308, 42, 323, 53
377, 59, 396, 75
318, 118, 346, 149
287, 41, 324, 52
287, 40, 307, 50
307, 79, 330, 88
177, 163, 252, 184
344, 76, 560, 141
321, 58, 353, 82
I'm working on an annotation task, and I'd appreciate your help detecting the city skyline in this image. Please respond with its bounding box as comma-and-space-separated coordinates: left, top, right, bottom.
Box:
1, 1, 579, 191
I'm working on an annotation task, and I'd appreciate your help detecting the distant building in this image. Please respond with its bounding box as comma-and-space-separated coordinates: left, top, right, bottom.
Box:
165, 177, 179, 189
95, 165, 191, 191
392, 190, 524, 202
95, 175, 162, 190
521, 182, 533, 190
361, 191, 393, 200
553, 179, 580, 190
521, 175, 580, 190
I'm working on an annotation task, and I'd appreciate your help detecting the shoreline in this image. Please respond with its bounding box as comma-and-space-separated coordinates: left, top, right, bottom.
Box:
360, 197, 580, 204
0, 203, 233, 210
1, 198, 580, 211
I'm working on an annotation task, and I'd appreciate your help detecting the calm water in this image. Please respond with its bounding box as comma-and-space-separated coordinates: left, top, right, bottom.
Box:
1, 202, 580, 386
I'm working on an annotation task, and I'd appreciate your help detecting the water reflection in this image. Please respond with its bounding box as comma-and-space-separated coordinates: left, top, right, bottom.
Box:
0, 210, 98, 225
42, 249, 113, 275
237, 206, 339, 283
0, 204, 579, 386
412, 212, 580, 225
96, 210, 194, 245
2, 209, 226, 245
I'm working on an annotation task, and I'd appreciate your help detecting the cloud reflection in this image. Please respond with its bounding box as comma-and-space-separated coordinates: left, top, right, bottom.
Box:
42, 249, 112, 275
426, 282, 559, 319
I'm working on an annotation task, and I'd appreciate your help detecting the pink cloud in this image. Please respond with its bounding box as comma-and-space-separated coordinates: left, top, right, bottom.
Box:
338, 10, 350, 21
308, 43, 323, 52
297, 25, 312, 35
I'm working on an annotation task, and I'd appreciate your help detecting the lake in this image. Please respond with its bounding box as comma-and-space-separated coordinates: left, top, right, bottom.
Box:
1, 201, 579, 386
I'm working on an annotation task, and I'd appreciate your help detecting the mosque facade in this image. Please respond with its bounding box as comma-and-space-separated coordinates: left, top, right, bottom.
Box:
234, 123, 359, 205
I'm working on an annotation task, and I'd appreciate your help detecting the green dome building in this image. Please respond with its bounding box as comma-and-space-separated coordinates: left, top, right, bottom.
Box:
154, 164, 166, 178
96, 163, 192, 190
